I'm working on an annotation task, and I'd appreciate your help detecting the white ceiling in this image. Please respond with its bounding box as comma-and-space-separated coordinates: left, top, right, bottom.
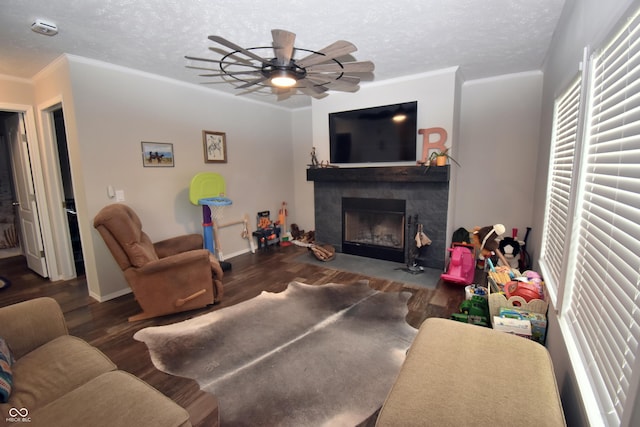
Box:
1, 0, 566, 109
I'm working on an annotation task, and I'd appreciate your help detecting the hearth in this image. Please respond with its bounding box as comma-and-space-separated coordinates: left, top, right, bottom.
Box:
342, 197, 405, 262
307, 166, 450, 269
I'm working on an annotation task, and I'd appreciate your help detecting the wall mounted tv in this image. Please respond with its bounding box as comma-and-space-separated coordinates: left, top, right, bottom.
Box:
329, 101, 417, 164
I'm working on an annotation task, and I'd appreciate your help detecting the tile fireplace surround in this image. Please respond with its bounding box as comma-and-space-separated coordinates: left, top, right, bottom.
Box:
307, 166, 449, 269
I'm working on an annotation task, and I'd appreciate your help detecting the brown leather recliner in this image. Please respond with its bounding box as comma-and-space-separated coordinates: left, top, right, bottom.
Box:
93, 203, 223, 321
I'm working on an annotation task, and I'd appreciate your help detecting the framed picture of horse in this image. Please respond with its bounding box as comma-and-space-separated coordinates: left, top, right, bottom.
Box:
141, 142, 174, 167
203, 130, 227, 163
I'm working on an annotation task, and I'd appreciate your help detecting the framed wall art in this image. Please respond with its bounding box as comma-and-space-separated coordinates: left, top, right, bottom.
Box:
141, 142, 174, 167
203, 130, 227, 163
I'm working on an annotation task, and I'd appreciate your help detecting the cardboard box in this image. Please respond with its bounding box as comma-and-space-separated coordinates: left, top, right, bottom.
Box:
498, 307, 548, 344
492, 316, 532, 339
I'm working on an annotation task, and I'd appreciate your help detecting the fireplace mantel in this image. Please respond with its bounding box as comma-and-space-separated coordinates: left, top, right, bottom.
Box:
306, 165, 449, 183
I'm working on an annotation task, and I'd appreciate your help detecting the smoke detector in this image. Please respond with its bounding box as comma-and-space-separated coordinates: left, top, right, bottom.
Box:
31, 19, 58, 36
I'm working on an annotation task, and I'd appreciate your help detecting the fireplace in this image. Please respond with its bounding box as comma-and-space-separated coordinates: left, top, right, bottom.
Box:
342, 197, 406, 262
307, 166, 450, 269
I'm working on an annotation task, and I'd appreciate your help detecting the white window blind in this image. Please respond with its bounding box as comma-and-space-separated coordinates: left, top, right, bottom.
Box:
563, 10, 640, 426
540, 75, 582, 302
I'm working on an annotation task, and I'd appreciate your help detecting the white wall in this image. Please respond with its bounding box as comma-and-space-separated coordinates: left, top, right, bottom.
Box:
0, 76, 34, 104
311, 68, 459, 168
532, 0, 637, 425
455, 71, 543, 240
31, 55, 295, 300
306, 68, 542, 249
308, 68, 460, 242
291, 107, 314, 231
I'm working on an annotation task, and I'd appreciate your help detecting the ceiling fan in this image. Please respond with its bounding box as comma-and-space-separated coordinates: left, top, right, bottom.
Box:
185, 29, 374, 99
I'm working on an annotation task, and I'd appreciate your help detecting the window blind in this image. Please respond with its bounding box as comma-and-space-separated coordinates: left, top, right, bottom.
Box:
563, 11, 640, 426
540, 75, 582, 302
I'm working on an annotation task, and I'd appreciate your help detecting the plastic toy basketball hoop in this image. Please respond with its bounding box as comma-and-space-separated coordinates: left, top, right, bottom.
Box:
199, 196, 232, 221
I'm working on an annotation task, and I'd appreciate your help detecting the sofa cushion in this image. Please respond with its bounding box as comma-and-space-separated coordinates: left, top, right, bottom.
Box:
5, 335, 116, 410
0, 337, 14, 403
127, 241, 159, 268
376, 318, 565, 426
29, 370, 191, 427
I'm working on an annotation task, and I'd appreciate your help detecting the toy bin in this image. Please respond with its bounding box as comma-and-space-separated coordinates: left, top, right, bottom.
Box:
487, 275, 549, 344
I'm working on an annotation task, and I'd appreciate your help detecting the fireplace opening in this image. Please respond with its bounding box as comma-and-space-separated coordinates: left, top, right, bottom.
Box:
342, 197, 406, 263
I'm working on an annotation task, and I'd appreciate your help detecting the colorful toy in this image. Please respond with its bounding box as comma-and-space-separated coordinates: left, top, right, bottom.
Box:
471, 224, 510, 268
499, 237, 521, 268
189, 172, 255, 270
253, 211, 281, 250
278, 201, 292, 246
451, 295, 490, 327
505, 280, 544, 302
498, 306, 548, 344
440, 244, 475, 285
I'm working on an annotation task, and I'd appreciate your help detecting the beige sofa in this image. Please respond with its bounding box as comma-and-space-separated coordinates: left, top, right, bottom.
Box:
0, 297, 192, 427
377, 317, 566, 426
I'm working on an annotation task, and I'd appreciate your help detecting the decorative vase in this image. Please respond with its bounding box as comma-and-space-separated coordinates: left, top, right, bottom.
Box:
436, 155, 447, 166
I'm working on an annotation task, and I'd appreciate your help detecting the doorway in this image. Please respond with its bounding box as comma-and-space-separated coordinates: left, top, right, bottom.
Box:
0, 105, 83, 278
52, 108, 84, 275
0, 112, 21, 259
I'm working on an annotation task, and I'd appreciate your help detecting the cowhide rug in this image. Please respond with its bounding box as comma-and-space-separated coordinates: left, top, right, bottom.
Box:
134, 281, 417, 426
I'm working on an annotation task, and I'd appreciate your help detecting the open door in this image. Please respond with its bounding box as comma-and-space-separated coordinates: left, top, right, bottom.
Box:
7, 113, 48, 277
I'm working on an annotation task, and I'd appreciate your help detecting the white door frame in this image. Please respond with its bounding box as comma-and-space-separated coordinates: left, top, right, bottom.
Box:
38, 98, 76, 279
0, 102, 61, 280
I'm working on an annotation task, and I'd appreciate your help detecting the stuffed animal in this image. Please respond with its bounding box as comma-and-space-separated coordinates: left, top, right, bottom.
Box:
471, 224, 510, 267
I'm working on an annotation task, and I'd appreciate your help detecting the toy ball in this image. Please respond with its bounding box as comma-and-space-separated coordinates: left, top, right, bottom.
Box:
499, 237, 521, 257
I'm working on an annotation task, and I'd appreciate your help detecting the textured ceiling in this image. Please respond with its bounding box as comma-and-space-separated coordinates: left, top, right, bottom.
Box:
0, 0, 566, 109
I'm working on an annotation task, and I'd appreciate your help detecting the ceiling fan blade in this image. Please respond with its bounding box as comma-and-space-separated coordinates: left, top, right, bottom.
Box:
297, 82, 329, 93
236, 76, 269, 89
186, 65, 221, 71
306, 60, 374, 74
306, 74, 359, 86
208, 47, 259, 66
297, 85, 329, 99
326, 81, 360, 92
334, 75, 360, 85
235, 84, 268, 96
305, 74, 360, 84
271, 29, 296, 65
185, 56, 262, 69
296, 40, 357, 68
275, 88, 295, 101
303, 75, 332, 85
199, 70, 262, 77
208, 35, 271, 65
305, 75, 360, 92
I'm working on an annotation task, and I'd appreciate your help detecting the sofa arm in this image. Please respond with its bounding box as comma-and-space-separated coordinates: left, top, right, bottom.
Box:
154, 234, 203, 258
0, 297, 68, 359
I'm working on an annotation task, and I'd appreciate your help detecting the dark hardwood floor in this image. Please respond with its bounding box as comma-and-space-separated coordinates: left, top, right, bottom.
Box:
0, 245, 465, 426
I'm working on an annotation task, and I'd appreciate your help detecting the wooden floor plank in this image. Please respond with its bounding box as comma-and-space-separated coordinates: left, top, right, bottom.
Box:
0, 245, 465, 426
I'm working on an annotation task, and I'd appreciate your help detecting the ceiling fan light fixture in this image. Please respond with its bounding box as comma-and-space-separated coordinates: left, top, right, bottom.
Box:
188, 29, 373, 99
270, 70, 297, 88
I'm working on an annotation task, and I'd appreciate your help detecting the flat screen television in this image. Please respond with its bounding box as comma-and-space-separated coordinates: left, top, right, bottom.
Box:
329, 101, 417, 164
